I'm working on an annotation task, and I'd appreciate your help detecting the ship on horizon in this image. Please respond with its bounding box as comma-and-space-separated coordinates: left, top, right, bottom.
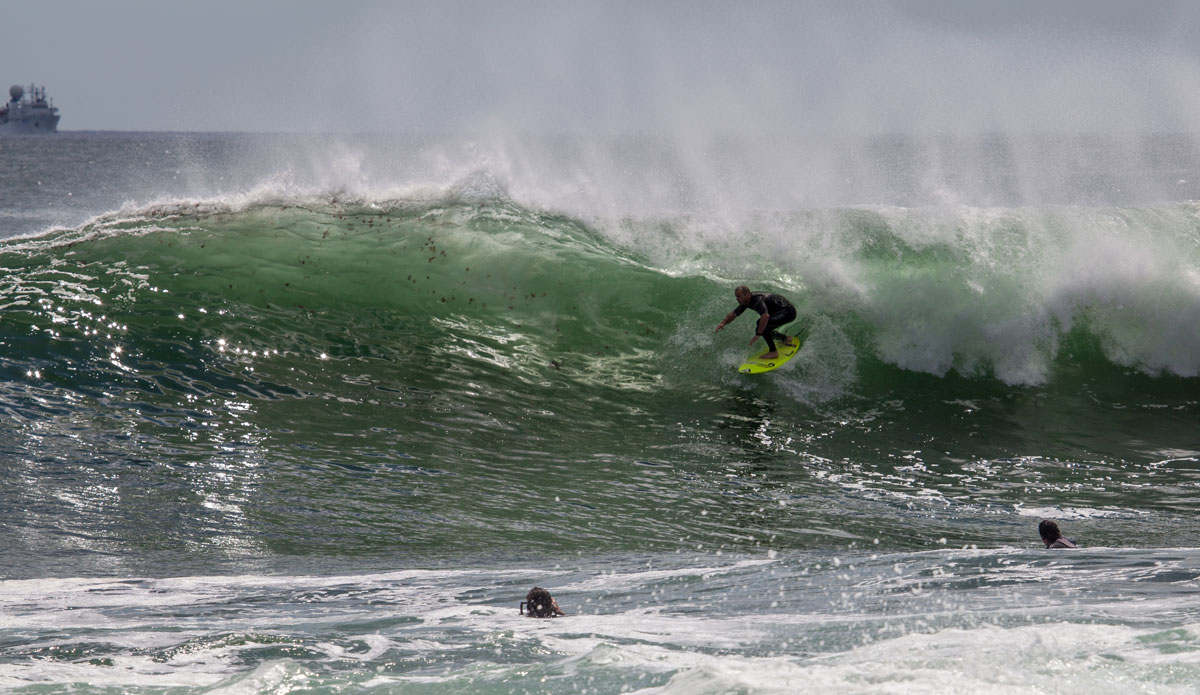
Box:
0, 84, 60, 134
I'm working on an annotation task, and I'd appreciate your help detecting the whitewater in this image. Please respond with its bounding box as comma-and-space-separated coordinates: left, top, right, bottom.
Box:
1, 131, 1199, 693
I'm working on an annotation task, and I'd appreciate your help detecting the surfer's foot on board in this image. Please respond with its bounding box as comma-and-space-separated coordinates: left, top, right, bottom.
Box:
762, 351, 779, 360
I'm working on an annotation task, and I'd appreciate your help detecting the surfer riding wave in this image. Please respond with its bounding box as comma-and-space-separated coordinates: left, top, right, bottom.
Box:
715, 286, 797, 360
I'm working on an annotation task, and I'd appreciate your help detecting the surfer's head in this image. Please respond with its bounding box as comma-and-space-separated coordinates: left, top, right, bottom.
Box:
521, 587, 565, 618
1038, 520, 1062, 546
735, 285, 752, 306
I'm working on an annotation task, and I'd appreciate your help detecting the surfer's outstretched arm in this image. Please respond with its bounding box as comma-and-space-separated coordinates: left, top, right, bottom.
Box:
715, 311, 739, 332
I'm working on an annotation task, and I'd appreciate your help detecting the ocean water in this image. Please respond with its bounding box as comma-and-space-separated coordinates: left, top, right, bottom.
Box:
1, 131, 1199, 693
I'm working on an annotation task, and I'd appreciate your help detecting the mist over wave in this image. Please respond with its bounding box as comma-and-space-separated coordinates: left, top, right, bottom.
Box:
8, 131, 1200, 239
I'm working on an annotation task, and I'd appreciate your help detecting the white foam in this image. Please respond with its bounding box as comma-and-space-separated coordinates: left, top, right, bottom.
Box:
1014, 504, 1146, 521
4, 553, 1200, 694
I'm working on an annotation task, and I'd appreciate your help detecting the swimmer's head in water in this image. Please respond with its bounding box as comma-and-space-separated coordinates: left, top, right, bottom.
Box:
521, 587, 564, 618
1039, 520, 1063, 545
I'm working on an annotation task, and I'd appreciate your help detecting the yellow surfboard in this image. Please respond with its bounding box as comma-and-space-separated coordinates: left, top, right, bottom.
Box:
736, 336, 801, 374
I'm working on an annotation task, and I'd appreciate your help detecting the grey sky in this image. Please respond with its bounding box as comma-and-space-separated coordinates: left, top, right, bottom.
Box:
5, 0, 1200, 133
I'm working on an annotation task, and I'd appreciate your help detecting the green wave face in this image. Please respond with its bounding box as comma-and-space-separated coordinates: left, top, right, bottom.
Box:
3, 199, 696, 385
0, 199, 736, 560
2, 197, 1198, 564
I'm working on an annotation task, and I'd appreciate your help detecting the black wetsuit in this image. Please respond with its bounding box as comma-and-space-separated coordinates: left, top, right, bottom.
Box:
733, 292, 796, 352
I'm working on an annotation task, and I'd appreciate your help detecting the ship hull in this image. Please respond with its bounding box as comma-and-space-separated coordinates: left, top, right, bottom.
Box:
0, 114, 60, 133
